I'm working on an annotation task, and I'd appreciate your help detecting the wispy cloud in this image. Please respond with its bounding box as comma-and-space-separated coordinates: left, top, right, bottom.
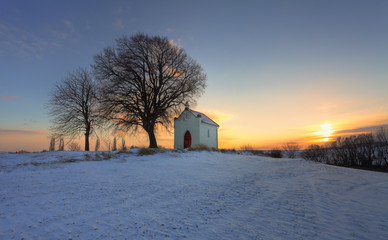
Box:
295, 134, 334, 145
0, 22, 58, 60
112, 5, 136, 30
296, 123, 388, 146
64, 19, 75, 33
113, 7, 124, 16
0, 129, 48, 136
336, 124, 388, 135
166, 28, 174, 33
114, 19, 125, 29
48, 19, 79, 41
85, 20, 91, 31
203, 111, 233, 125
2, 95, 18, 99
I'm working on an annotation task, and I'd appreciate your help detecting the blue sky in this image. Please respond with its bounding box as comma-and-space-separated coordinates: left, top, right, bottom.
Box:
1, 0, 387, 151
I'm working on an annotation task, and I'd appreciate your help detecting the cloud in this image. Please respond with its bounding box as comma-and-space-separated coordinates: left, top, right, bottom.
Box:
64, 19, 75, 33
113, 7, 123, 16
336, 124, 388, 135
295, 134, 335, 145
166, 28, 174, 33
0, 129, 48, 136
114, 19, 125, 29
294, 123, 388, 147
0, 22, 57, 59
203, 111, 233, 125
48, 20, 78, 41
85, 20, 91, 30
2, 95, 18, 99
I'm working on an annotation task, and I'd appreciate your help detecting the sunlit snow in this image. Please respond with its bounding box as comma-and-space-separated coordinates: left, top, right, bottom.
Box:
1, 150, 387, 239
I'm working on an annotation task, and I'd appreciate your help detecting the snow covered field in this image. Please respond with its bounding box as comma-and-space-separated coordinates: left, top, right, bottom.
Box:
1, 150, 388, 239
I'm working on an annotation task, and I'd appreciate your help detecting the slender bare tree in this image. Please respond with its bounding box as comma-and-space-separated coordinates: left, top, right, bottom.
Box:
120, 138, 127, 151
48, 68, 100, 151
282, 142, 301, 158
49, 136, 55, 151
93, 33, 207, 148
112, 137, 117, 151
58, 138, 65, 151
95, 137, 100, 152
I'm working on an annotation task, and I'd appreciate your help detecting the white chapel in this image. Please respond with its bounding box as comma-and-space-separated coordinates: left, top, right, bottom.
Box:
174, 103, 219, 149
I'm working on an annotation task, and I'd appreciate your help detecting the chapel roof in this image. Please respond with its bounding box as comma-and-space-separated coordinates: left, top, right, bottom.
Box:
187, 109, 219, 127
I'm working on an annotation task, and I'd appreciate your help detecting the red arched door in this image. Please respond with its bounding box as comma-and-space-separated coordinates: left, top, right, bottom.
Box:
184, 131, 191, 148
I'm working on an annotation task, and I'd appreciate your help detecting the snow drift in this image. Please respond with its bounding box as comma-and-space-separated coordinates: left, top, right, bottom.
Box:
1, 150, 387, 239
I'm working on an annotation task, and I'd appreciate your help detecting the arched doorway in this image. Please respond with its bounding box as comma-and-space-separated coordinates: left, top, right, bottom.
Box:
184, 131, 191, 148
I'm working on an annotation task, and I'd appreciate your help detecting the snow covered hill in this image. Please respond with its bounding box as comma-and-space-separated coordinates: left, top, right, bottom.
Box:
1, 150, 388, 239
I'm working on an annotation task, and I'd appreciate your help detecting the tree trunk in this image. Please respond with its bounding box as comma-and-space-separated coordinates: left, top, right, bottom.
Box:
147, 130, 158, 148
85, 133, 90, 151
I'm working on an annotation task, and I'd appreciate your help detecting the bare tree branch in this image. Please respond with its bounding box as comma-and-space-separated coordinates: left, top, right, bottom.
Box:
93, 34, 207, 148
47, 68, 102, 151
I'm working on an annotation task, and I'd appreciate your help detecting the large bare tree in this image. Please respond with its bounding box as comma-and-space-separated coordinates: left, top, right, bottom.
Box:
48, 68, 100, 151
93, 34, 207, 148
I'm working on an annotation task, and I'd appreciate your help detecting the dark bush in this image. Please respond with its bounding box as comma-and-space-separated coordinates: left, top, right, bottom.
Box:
269, 149, 282, 158
301, 144, 326, 162
138, 148, 157, 156
282, 142, 300, 158
101, 152, 112, 160
301, 129, 388, 169
188, 144, 210, 151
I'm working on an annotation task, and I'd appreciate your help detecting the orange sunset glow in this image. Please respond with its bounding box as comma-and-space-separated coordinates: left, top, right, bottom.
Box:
309, 122, 335, 142
1, 108, 387, 152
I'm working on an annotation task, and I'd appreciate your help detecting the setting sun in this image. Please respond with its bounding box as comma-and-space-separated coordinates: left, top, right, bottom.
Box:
321, 122, 334, 142
305, 122, 336, 143
321, 122, 333, 138
319, 122, 334, 142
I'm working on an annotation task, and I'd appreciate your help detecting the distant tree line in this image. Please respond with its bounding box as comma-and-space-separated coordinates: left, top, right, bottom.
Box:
301, 128, 388, 168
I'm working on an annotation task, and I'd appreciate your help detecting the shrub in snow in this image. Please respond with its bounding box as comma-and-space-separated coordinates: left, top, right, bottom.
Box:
68, 142, 81, 151
269, 149, 282, 158
282, 142, 300, 158
83, 153, 106, 161
101, 152, 112, 160
138, 148, 157, 156
219, 149, 237, 154
240, 145, 254, 151
84, 154, 91, 161
237, 145, 265, 156
188, 144, 210, 151
17, 150, 30, 154
64, 158, 78, 163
